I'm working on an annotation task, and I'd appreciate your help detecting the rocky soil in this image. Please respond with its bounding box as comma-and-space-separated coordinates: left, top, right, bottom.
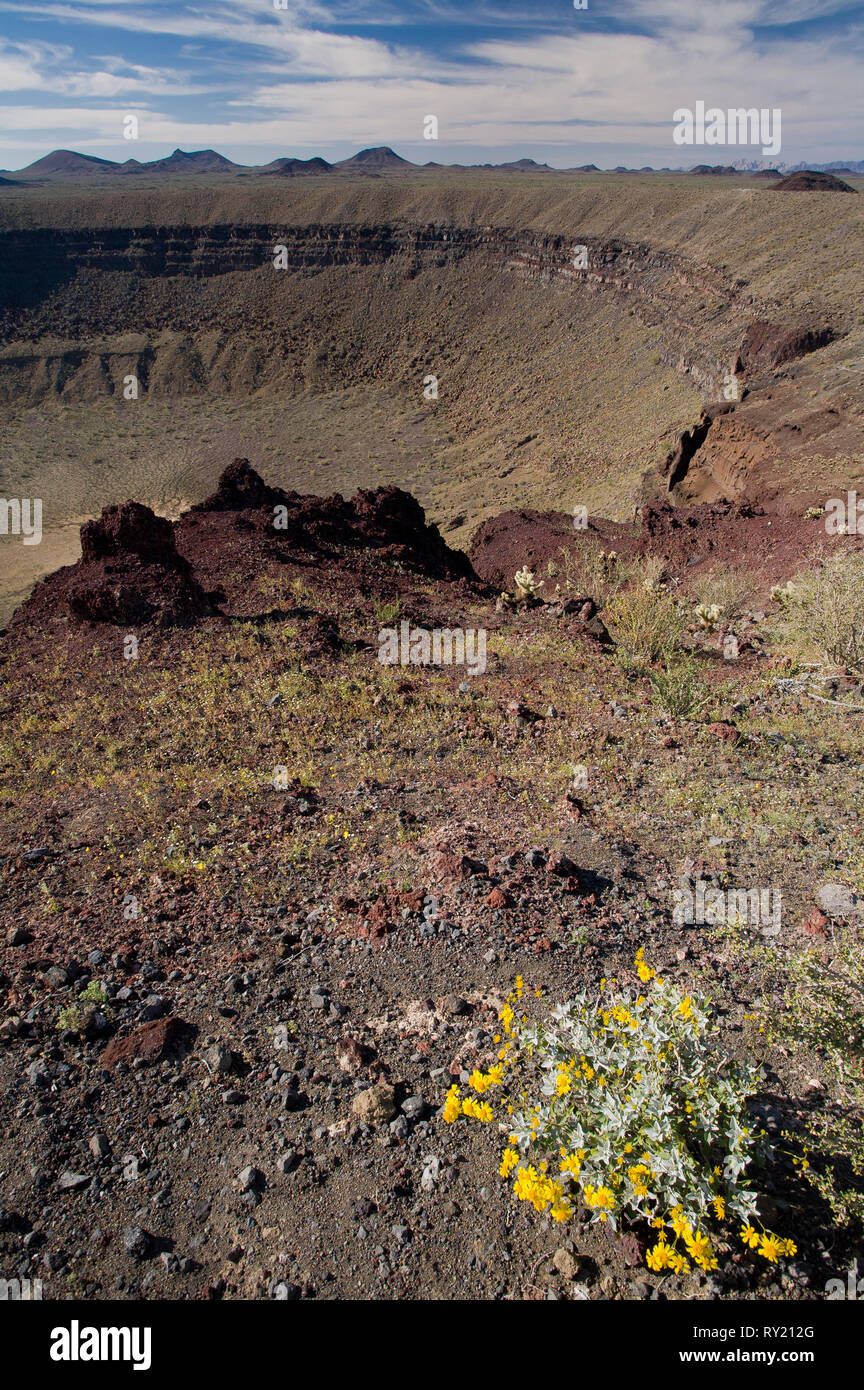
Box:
2, 462, 862, 1301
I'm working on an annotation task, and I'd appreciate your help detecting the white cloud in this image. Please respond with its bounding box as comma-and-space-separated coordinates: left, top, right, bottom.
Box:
0, 0, 862, 163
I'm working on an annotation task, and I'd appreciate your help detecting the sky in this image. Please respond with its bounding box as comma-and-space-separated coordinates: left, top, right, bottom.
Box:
0, 0, 862, 170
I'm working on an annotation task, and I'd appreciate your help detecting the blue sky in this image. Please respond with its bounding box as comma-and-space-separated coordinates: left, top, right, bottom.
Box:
0, 0, 861, 169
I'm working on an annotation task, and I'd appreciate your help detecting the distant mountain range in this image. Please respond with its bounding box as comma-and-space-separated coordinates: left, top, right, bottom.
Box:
731, 157, 864, 175
0, 146, 408, 179
1, 145, 861, 181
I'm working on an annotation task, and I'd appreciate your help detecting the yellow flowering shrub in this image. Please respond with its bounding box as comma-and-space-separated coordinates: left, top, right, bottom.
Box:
443, 955, 796, 1275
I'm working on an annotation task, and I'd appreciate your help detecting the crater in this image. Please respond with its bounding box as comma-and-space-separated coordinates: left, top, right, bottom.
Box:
2, 177, 864, 620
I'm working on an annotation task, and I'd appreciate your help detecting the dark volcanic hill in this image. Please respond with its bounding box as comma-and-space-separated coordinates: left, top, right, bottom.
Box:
336, 146, 414, 170
18, 149, 120, 176
773, 170, 856, 192
141, 148, 241, 174
261, 157, 333, 177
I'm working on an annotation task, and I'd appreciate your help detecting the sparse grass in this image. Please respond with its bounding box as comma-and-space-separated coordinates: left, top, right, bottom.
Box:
4, 564, 864, 928
763, 926, 864, 1233
57, 979, 109, 1032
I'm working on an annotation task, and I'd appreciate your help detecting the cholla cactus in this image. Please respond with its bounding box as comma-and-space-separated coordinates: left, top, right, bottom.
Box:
770, 581, 796, 606
514, 567, 543, 603
641, 558, 666, 594
694, 602, 723, 631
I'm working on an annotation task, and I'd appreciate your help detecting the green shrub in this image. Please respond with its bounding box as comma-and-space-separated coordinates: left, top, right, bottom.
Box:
605, 587, 685, 667
58, 979, 108, 1032
444, 951, 796, 1274
691, 565, 756, 621
650, 656, 712, 718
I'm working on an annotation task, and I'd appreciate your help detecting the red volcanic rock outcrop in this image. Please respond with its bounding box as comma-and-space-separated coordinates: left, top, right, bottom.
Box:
467, 507, 629, 591
12, 461, 478, 638
633, 499, 839, 582
192, 456, 287, 512
734, 321, 834, 374
19, 500, 216, 629
79, 500, 176, 565
330, 485, 476, 580
183, 460, 476, 583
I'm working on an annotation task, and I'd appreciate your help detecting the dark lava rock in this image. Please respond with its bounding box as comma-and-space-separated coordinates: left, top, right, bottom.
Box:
123, 1225, 153, 1261
19, 501, 216, 629
194, 457, 286, 512
183, 461, 477, 583
79, 501, 176, 566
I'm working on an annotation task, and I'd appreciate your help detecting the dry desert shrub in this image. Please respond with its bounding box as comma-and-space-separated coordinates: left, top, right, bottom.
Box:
774, 549, 864, 670
605, 585, 685, 667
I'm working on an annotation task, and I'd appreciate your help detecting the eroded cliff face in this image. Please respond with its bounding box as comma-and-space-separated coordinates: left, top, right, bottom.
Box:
0, 221, 766, 407
0, 215, 859, 519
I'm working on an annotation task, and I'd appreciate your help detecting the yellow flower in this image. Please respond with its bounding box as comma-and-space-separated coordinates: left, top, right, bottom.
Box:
499, 1147, 519, 1178
646, 1238, 672, 1272
461, 1096, 493, 1122
512, 1165, 566, 1214
555, 1071, 572, 1097
584, 1184, 615, 1211
442, 1086, 461, 1124
627, 1164, 651, 1199
635, 947, 655, 984
670, 1211, 692, 1241
685, 1230, 717, 1271
757, 1232, 783, 1263
740, 1223, 761, 1250
559, 1152, 584, 1177
513, 1166, 536, 1202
